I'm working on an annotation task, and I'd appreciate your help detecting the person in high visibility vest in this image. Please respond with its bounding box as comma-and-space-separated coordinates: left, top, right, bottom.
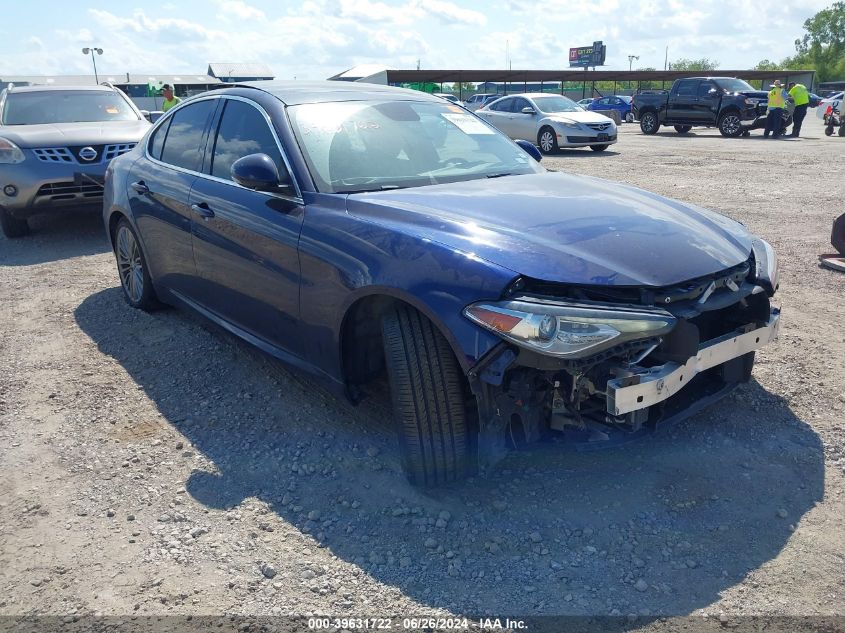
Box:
787, 82, 810, 137
161, 84, 181, 112
763, 80, 789, 139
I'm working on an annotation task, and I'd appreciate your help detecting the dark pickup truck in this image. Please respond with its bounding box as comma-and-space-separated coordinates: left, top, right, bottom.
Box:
632, 77, 791, 137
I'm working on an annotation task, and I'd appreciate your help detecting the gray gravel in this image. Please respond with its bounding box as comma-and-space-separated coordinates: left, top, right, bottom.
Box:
0, 121, 844, 626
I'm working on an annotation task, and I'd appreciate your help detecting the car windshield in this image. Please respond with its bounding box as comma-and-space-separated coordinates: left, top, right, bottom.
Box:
714, 78, 756, 93
1, 91, 139, 125
531, 96, 582, 113
288, 100, 544, 194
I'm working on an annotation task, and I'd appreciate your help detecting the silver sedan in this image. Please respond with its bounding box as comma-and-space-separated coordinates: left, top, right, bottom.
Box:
477, 93, 617, 153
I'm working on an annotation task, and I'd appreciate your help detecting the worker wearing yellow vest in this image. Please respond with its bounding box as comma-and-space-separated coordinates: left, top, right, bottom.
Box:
764, 80, 789, 139
788, 82, 810, 137
161, 84, 181, 112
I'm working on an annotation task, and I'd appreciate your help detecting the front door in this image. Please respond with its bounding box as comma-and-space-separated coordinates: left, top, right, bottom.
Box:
189, 97, 305, 358
667, 79, 700, 122
127, 99, 217, 295
508, 97, 536, 141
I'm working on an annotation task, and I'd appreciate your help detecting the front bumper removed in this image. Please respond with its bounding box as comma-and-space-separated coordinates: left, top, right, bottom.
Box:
606, 309, 780, 416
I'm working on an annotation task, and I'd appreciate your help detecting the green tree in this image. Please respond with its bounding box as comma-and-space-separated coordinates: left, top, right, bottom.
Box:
794, 1, 845, 81
669, 58, 719, 71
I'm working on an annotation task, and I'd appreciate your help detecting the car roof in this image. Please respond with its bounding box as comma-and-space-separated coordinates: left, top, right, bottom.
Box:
232, 80, 442, 106
5, 84, 117, 93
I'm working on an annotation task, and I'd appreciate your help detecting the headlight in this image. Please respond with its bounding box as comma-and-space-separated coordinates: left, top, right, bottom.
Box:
464, 300, 676, 359
554, 119, 579, 129
751, 238, 779, 295
0, 138, 25, 164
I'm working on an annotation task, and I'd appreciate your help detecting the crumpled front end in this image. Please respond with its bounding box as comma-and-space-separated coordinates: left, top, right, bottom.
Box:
465, 248, 780, 471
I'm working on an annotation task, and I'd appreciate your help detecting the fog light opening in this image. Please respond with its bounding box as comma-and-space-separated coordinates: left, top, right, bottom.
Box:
3, 185, 17, 197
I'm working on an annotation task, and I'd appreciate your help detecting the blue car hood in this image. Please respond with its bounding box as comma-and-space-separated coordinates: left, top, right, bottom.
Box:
345, 172, 752, 287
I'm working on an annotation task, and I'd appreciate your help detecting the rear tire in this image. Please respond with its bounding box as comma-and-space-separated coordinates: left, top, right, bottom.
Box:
639, 111, 659, 134
589, 144, 609, 152
674, 125, 692, 134
0, 208, 30, 238
113, 218, 159, 311
537, 126, 559, 154
381, 304, 470, 487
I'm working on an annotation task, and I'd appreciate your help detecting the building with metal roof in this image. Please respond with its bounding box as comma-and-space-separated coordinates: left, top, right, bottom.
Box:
208, 63, 274, 82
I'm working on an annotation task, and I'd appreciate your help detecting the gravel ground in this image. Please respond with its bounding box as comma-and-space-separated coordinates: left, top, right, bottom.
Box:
1, 120, 844, 631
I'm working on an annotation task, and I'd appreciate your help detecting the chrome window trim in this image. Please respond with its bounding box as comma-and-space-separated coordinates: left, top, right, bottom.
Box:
144, 93, 304, 204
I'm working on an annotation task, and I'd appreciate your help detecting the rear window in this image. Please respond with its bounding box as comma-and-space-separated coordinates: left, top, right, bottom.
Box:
1, 90, 139, 125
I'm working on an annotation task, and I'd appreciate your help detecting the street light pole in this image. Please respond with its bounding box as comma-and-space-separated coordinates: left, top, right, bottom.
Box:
628, 55, 639, 90
82, 47, 103, 84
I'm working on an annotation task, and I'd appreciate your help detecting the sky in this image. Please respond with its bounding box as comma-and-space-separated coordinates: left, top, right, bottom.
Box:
0, 0, 832, 80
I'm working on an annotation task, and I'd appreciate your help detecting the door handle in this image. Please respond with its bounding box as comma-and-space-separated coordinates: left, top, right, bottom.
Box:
131, 180, 149, 195
191, 202, 215, 219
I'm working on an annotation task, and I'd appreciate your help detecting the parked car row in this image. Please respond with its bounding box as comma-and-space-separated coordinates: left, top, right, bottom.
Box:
1, 80, 781, 487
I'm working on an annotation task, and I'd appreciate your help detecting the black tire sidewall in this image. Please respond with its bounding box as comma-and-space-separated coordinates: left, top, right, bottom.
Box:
0, 208, 29, 238
537, 126, 558, 154
114, 218, 158, 310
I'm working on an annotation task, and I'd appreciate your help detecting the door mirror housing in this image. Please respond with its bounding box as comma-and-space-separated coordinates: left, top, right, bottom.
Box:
521, 107, 536, 115
140, 110, 151, 122
708, 88, 719, 95
231, 153, 291, 192
515, 139, 542, 162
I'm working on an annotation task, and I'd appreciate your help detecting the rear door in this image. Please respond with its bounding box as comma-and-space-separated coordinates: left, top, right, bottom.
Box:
188, 96, 305, 357
127, 98, 217, 295
667, 79, 700, 122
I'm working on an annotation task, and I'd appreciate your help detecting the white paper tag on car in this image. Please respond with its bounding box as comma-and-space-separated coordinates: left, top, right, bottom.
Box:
441, 113, 495, 134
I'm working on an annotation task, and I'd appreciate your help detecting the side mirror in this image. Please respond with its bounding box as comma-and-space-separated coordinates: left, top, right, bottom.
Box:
140, 109, 151, 122
515, 139, 542, 163
231, 153, 291, 192
708, 88, 719, 95
521, 107, 536, 115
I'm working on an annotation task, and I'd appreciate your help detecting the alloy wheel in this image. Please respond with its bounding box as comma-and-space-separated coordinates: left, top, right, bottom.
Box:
116, 225, 144, 304
721, 114, 741, 136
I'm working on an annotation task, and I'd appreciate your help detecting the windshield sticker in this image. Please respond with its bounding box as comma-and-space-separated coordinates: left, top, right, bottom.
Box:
105, 106, 120, 114
441, 113, 495, 135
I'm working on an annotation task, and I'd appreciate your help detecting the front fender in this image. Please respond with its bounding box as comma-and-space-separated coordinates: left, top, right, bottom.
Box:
297, 193, 517, 381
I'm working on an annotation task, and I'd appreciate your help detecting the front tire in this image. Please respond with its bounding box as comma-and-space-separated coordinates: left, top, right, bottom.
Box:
674, 125, 692, 134
113, 218, 159, 311
0, 208, 30, 238
718, 111, 743, 137
589, 144, 609, 152
381, 304, 470, 487
537, 126, 559, 154
639, 111, 659, 134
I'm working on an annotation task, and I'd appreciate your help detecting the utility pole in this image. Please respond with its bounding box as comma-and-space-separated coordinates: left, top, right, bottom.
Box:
664, 46, 669, 71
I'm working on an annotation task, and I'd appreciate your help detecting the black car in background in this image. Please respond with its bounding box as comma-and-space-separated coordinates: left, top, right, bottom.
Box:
632, 77, 790, 137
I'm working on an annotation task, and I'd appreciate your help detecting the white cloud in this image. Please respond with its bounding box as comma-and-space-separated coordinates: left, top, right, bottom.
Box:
216, 0, 266, 20
417, 0, 486, 26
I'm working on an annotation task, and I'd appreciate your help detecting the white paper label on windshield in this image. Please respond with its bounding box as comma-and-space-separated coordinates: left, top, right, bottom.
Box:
441, 113, 495, 134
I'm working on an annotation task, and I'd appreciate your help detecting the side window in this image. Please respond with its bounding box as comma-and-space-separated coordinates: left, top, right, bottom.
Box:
675, 80, 699, 97
490, 98, 512, 112
210, 99, 283, 182
698, 82, 716, 97
512, 98, 530, 112
159, 100, 216, 171
147, 118, 170, 160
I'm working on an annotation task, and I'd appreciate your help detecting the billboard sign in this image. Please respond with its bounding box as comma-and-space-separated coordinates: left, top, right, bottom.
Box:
569, 41, 606, 67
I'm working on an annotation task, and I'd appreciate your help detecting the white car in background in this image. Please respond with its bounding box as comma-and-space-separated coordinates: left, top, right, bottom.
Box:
477, 93, 617, 153
817, 91, 843, 120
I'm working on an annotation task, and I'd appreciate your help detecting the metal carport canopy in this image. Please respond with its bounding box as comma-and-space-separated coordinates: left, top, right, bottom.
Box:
384, 69, 815, 84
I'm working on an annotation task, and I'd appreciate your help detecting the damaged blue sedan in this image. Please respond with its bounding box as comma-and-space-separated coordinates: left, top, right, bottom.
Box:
103, 81, 780, 486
